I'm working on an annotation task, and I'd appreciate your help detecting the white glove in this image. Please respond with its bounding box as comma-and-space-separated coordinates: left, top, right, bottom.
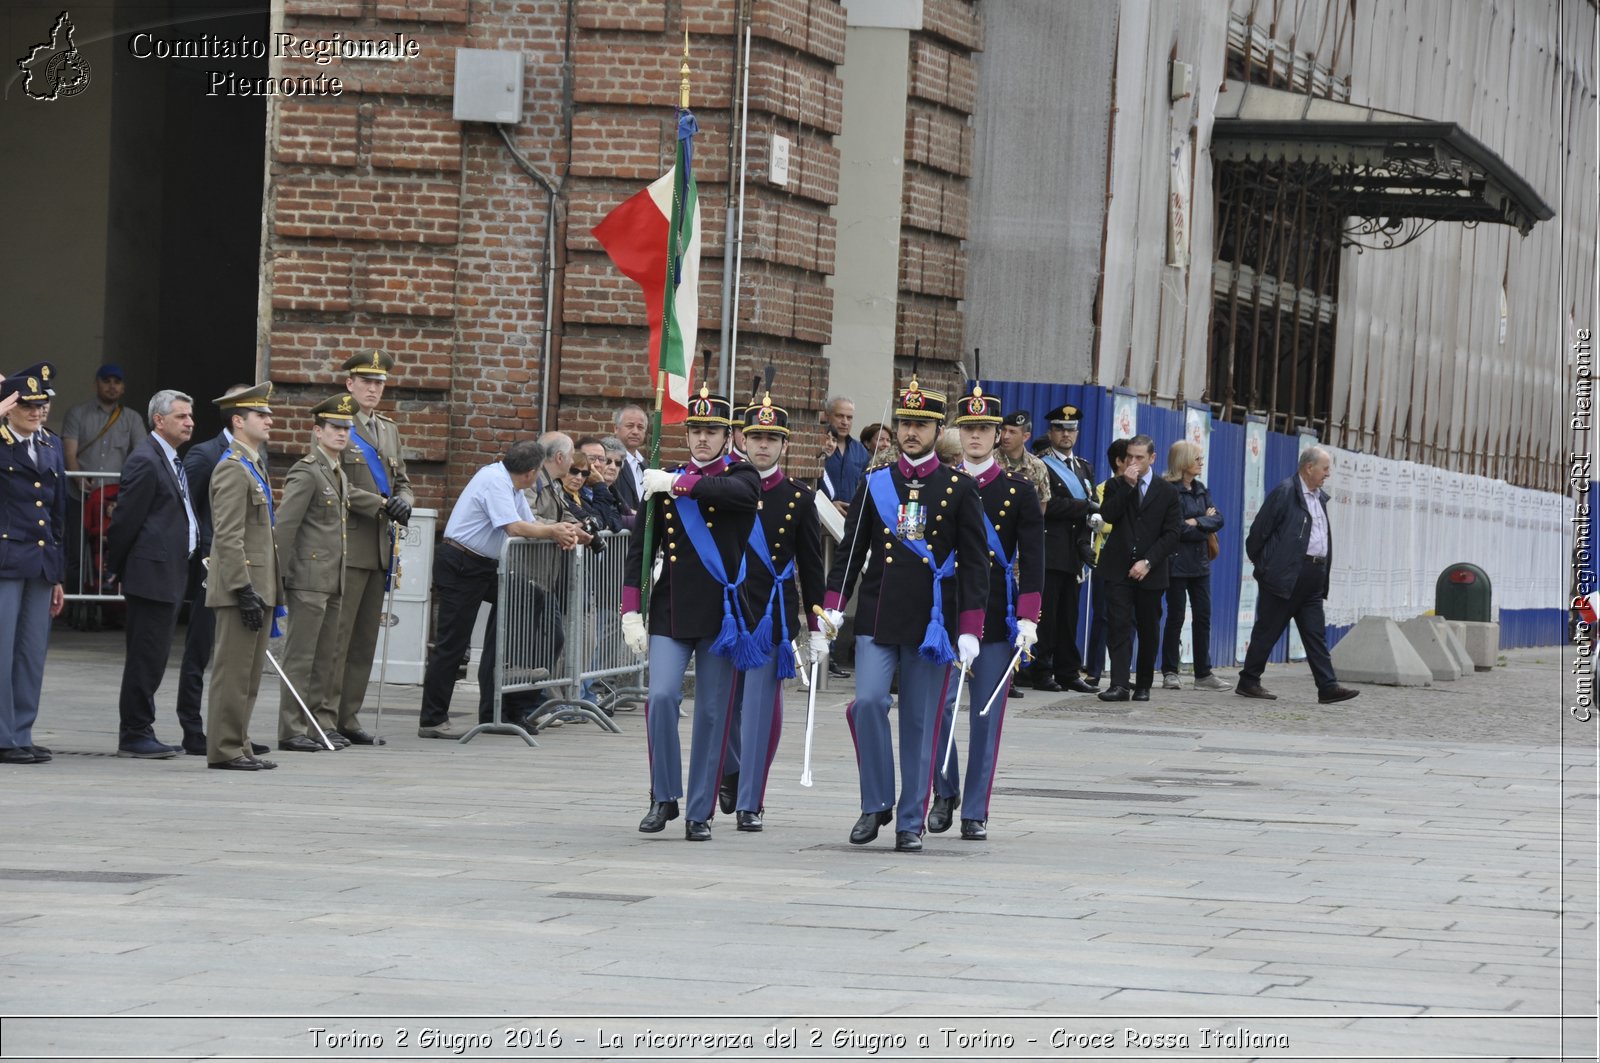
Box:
641, 468, 679, 498
808, 630, 830, 664
1086, 512, 1105, 532
622, 611, 648, 656
958, 633, 980, 665
1014, 618, 1038, 654
821, 609, 845, 640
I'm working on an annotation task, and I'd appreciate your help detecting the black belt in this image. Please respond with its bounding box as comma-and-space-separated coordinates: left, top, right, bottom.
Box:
1305, 554, 1327, 565
444, 537, 494, 561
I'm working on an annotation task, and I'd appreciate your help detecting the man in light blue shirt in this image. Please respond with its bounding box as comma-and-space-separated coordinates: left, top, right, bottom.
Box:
418, 440, 589, 738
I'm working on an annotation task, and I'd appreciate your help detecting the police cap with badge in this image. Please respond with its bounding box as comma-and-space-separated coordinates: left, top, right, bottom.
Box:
1, 362, 56, 406
742, 393, 790, 436
1045, 403, 1081, 430
892, 376, 946, 422
952, 384, 1002, 426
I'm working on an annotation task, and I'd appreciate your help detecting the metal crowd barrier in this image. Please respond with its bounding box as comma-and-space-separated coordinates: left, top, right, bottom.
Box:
463, 529, 644, 746
62, 471, 125, 628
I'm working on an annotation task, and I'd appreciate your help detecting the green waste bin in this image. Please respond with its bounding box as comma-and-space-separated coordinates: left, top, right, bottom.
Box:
1435, 563, 1492, 622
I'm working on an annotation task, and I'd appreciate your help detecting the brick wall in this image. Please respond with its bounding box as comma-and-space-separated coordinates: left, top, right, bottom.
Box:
265, 0, 855, 509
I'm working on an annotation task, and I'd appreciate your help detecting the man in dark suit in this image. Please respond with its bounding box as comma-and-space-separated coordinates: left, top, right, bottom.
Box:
611, 404, 648, 515
173, 383, 250, 755
1095, 434, 1182, 702
1031, 403, 1099, 693
107, 390, 200, 758
1236, 446, 1359, 704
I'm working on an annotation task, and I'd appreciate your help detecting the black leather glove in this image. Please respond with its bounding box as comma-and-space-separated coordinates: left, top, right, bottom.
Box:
384, 496, 412, 525
235, 584, 266, 632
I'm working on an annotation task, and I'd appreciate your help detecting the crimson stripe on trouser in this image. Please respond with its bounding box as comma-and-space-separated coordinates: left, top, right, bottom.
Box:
916, 658, 956, 835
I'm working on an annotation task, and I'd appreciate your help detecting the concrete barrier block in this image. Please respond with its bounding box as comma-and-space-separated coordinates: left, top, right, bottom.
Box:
1331, 616, 1434, 687
1437, 618, 1475, 675
1459, 621, 1500, 671
1399, 615, 1465, 681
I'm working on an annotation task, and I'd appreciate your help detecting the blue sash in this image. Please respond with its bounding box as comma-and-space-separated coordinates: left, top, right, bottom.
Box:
980, 509, 1019, 646
747, 515, 796, 679
349, 423, 397, 590
867, 469, 956, 665
218, 447, 287, 638
1040, 453, 1088, 500
673, 495, 758, 664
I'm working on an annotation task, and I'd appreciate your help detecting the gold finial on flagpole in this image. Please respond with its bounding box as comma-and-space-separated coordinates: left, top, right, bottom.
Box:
680, 29, 691, 109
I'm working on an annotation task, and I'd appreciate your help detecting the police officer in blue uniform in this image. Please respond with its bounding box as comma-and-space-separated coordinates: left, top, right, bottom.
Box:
0, 364, 67, 764
622, 388, 762, 841
822, 378, 989, 852
719, 395, 828, 832
929, 385, 1045, 840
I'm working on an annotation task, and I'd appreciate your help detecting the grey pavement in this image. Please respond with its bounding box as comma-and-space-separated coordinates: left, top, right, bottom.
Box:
0, 627, 1595, 1062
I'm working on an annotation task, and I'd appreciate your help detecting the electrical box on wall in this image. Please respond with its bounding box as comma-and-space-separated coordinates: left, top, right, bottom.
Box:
453, 49, 523, 124
769, 133, 791, 187
1170, 60, 1194, 102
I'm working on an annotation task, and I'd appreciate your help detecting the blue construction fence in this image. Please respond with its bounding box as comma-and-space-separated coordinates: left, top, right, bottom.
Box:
984, 380, 1566, 663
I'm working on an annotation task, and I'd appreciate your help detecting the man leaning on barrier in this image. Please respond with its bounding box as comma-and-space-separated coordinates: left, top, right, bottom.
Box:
417, 440, 589, 741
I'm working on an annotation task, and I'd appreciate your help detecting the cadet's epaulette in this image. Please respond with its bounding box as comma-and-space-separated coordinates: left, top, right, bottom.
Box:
0, 424, 13, 445
38, 426, 55, 442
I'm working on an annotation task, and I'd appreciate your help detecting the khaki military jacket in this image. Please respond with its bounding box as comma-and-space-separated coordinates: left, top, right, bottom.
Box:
276, 448, 349, 595
1000, 448, 1053, 509
340, 410, 412, 572
205, 442, 280, 607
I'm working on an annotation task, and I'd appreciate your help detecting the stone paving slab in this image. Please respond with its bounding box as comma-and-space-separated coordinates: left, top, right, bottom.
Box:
0, 632, 1593, 1060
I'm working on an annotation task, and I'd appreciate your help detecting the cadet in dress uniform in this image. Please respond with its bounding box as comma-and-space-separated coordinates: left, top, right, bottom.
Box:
621, 389, 762, 841
929, 386, 1045, 840
821, 379, 989, 852
205, 382, 281, 771
275, 395, 354, 752
327, 351, 413, 745
719, 395, 828, 831
1030, 403, 1100, 693
0, 365, 67, 765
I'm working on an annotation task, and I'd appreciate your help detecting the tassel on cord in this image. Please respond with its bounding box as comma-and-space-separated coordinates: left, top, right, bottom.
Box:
773, 581, 795, 680
711, 591, 740, 659
736, 610, 774, 670
918, 614, 955, 665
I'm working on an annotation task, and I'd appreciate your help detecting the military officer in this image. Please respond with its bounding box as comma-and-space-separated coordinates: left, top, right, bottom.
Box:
929, 386, 1045, 840
1030, 403, 1099, 693
275, 395, 355, 752
720, 395, 828, 832
822, 378, 989, 852
622, 388, 762, 841
998, 410, 1052, 511
205, 382, 281, 771
328, 351, 413, 745
0, 364, 67, 765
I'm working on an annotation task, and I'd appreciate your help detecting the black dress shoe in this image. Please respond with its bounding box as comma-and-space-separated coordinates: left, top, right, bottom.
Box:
278, 735, 322, 752
248, 756, 278, 770
927, 794, 958, 834
1235, 681, 1277, 700
894, 831, 923, 852
1131, 687, 1150, 702
684, 820, 711, 841
337, 728, 377, 745
849, 809, 893, 845
1065, 677, 1099, 694
960, 819, 987, 840
736, 810, 763, 832
208, 756, 260, 771
827, 660, 852, 680
27, 745, 52, 763
250, 742, 270, 755
1031, 674, 1063, 692
182, 744, 206, 756
0, 747, 38, 764
1098, 686, 1131, 702
1007, 682, 1024, 699
324, 731, 351, 749
718, 772, 739, 816
1318, 684, 1360, 704
638, 799, 680, 833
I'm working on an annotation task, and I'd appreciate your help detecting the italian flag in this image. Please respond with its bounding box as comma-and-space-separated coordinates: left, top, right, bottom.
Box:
593, 109, 701, 424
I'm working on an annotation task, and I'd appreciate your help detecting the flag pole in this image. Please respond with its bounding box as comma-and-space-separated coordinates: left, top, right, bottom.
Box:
639, 369, 668, 617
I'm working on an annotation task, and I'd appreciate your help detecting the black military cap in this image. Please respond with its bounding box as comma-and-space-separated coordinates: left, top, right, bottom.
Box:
742, 393, 790, 436
892, 377, 946, 422
684, 384, 734, 427
1001, 410, 1031, 428
1045, 403, 1081, 429
953, 384, 1002, 426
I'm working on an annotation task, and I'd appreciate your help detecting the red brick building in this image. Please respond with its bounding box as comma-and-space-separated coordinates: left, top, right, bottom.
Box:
262, 0, 982, 508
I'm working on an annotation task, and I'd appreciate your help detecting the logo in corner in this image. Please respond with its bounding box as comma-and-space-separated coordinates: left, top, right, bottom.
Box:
17, 12, 92, 101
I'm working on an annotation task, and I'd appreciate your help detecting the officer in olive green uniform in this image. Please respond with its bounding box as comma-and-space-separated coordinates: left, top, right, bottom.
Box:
328, 351, 413, 744
205, 383, 281, 771
275, 395, 355, 751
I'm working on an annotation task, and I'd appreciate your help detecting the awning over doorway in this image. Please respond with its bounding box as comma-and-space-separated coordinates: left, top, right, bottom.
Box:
1211, 80, 1554, 236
